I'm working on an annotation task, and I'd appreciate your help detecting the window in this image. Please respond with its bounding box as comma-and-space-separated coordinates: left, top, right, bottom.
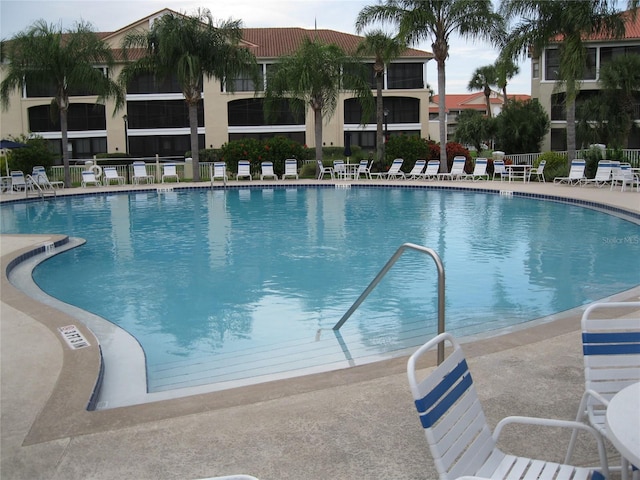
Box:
344, 96, 420, 124
600, 46, 640, 66
226, 73, 263, 92
545, 47, 597, 81
227, 98, 303, 126
387, 63, 424, 89
127, 73, 187, 94
229, 132, 305, 144
25, 67, 109, 97
129, 134, 203, 157
532, 61, 540, 79
126, 100, 202, 129
28, 103, 106, 132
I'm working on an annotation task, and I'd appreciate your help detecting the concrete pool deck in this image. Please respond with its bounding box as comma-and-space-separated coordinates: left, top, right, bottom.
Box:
1, 179, 639, 479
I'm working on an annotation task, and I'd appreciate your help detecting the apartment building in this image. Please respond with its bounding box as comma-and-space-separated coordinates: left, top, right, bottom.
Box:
531, 9, 640, 151
0, 8, 434, 162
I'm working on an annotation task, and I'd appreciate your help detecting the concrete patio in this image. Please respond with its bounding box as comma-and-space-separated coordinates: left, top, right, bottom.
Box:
1, 179, 639, 479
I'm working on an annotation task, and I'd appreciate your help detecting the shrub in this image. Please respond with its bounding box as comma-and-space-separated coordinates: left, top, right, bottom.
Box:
445, 142, 472, 173
383, 135, 431, 172
5, 135, 55, 174
536, 151, 568, 181
218, 137, 311, 177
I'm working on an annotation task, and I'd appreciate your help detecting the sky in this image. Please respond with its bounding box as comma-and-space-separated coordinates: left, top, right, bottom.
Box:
0, 0, 532, 95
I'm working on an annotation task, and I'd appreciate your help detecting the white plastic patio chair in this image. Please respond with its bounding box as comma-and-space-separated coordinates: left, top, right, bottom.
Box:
554, 159, 586, 185
317, 160, 334, 179
282, 159, 298, 180
421, 160, 440, 180
103, 167, 125, 186
610, 163, 639, 192
211, 162, 228, 183
356, 159, 372, 179
236, 160, 252, 181
81, 170, 101, 187
333, 160, 346, 179
407, 159, 427, 179
493, 159, 508, 181
371, 158, 405, 179
460, 158, 489, 181
10, 170, 26, 193
566, 301, 640, 480
527, 160, 546, 183
581, 160, 612, 188
161, 163, 179, 183
132, 161, 154, 184
437, 156, 466, 180
408, 332, 608, 480
260, 161, 278, 180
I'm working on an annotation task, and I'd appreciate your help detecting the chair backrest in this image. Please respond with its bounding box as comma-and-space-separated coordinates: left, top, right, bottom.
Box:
31, 166, 47, 184
358, 159, 370, 173
408, 332, 495, 479
450, 157, 466, 174
333, 160, 345, 173
133, 162, 149, 176
425, 160, 440, 174
593, 160, 612, 180
261, 161, 275, 175
472, 158, 487, 175
388, 158, 403, 173
163, 164, 177, 175
82, 170, 98, 182
213, 162, 227, 177
569, 159, 586, 179
104, 167, 118, 178
285, 159, 297, 174
237, 160, 251, 175
11, 170, 26, 186
409, 159, 426, 175
536, 160, 546, 173
494, 160, 506, 174
581, 302, 640, 421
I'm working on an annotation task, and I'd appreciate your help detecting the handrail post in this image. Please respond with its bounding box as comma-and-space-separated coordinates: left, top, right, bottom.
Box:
332, 243, 446, 364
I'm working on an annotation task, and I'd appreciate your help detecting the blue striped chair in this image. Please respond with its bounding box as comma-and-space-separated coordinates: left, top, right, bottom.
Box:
408, 332, 608, 480
566, 302, 640, 479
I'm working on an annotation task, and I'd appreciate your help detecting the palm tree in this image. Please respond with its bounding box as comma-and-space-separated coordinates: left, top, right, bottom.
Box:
494, 55, 520, 103
355, 30, 406, 163
356, 0, 504, 172
500, 0, 634, 164
263, 37, 374, 164
468, 65, 498, 117
1, 20, 124, 187
119, 9, 258, 182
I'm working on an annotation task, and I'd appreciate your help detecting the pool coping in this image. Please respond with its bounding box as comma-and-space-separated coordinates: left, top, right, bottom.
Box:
1, 179, 639, 445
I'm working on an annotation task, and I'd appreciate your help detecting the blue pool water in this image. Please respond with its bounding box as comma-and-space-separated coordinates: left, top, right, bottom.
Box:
2, 186, 639, 392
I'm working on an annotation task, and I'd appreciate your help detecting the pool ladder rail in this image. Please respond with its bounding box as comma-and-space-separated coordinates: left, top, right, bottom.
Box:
333, 243, 446, 364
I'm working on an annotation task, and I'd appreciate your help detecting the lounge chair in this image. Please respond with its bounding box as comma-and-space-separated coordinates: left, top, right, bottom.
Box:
493, 159, 508, 181
10, 170, 26, 193
260, 161, 278, 180
211, 162, 228, 183
460, 157, 489, 181
554, 159, 586, 185
161, 163, 179, 183
371, 158, 405, 179
356, 160, 372, 180
565, 301, 640, 479
81, 170, 101, 187
32, 166, 64, 189
527, 160, 546, 182
103, 167, 126, 186
317, 160, 334, 179
610, 162, 639, 192
282, 159, 298, 180
406, 159, 426, 180
421, 160, 440, 180
437, 156, 466, 180
236, 160, 252, 181
132, 161, 154, 184
408, 332, 608, 480
581, 160, 612, 188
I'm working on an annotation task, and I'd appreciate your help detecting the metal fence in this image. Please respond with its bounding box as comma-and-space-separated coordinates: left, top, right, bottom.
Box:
507, 149, 640, 167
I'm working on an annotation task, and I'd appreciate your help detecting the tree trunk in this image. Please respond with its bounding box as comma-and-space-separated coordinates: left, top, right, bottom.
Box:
189, 102, 200, 182
60, 107, 71, 188
376, 74, 384, 163
484, 85, 492, 118
314, 107, 323, 162
437, 59, 448, 173
566, 95, 577, 165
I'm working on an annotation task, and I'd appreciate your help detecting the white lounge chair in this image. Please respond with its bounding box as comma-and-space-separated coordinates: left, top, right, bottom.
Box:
554, 159, 586, 185
260, 161, 278, 180
32, 166, 64, 189
371, 158, 405, 179
161, 163, 179, 183
581, 160, 611, 188
81, 170, 101, 187
10, 170, 27, 193
527, 160, 546, 183
565, 302, 640, 480
406, 159, 426, 179
460, 157, 489, 181
408, 332, 608, 480
317, 160, 334, 179
437, 156, 466, 180
493, 159, 508, 181
236, 160, 252, 181
211, 162, 228, 183
103, 167, 125, 186
132, 161, 154, 184
421, 160, 440, 180
282, 159, 298, 180
610, 162, 639, 192
356, 159, 372, 180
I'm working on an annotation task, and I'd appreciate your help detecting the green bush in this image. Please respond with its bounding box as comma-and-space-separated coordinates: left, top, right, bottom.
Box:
218, 137, 311, 177
536, 151, 568, 181
4, 135, 56, 174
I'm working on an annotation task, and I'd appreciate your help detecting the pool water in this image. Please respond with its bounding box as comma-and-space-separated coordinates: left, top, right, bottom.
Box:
2, 187, 639, 393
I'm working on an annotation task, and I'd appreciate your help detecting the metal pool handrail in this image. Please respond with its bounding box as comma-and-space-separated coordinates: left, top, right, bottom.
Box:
333, 243, 446, 364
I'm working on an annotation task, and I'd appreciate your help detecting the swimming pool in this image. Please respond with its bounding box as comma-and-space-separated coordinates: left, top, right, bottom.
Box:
2, 186, 639, 399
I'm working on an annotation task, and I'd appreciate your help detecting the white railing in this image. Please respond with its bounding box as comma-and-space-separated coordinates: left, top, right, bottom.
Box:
507, 149, 640, 167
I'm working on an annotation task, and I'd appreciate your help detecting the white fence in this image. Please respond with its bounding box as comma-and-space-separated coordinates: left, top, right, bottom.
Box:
507, 149, 640, 166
